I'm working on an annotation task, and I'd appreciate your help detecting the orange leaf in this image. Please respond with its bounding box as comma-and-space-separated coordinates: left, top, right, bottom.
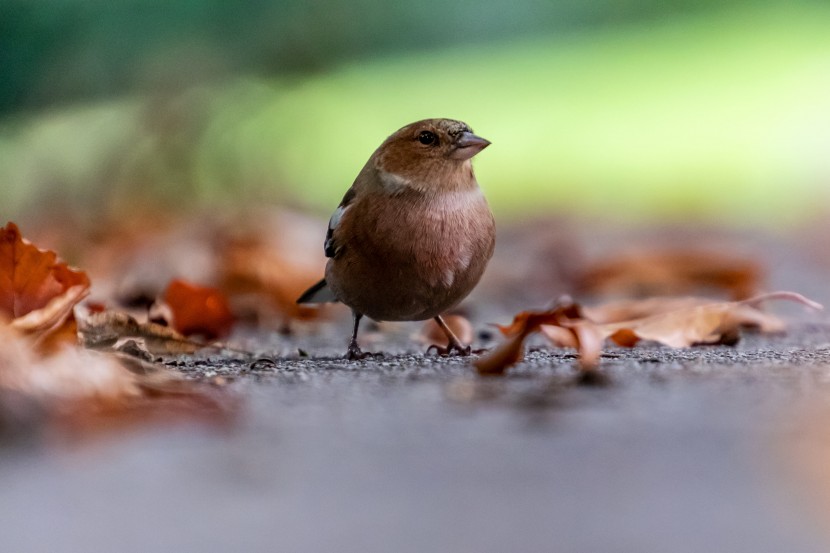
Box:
163, 279, 234, 339
0, 222, 90, 319
494, 300, 583, 337
474, 300, 586, 375
0, 222, 90, 349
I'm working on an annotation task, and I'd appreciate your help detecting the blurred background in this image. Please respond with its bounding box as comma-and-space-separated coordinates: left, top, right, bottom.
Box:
5, 4, 830, 553
2, 0, 830, 229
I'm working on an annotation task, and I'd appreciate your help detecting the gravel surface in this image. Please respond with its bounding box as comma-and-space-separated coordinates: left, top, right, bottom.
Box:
2, 324, 830, 553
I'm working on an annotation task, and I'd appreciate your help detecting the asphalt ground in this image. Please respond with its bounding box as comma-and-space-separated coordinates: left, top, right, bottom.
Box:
2, 222, 830, 552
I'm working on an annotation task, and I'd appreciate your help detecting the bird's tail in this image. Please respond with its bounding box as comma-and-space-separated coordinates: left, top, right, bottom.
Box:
297, 278, 338, 304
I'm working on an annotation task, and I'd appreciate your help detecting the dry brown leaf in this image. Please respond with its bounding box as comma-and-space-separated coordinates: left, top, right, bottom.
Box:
0, 222, 91, 318
0, 324, 237, 441
219, 237, 324, 322
477, 292, 821, 376
216, 210, 329, 325
576, 250, 762, 300
10, 284, 88, 334
0, 222, 239, 440
473, 300, 600, 375
77, 309, 202, 355
568, 321, 605, 369
538, 324, 579, 348
600, 292, 822, 348
583, 296, 717, 324
492, 301, 582, 336
0, 222, 90, 347
419, 315, 474, 347
473, 331, 529, 376
160, 279, 234, 339
0, 324, 139, 402
7, 349, 140, 403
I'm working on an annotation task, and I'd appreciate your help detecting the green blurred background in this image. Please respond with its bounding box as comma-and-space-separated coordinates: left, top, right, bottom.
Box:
1, 0, 829, 227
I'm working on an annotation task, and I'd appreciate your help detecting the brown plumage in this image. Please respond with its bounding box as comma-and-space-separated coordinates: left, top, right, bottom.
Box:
298, 118, 496, 359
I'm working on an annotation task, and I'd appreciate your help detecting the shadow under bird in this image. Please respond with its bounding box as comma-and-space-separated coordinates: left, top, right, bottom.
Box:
297, 118, 496, 359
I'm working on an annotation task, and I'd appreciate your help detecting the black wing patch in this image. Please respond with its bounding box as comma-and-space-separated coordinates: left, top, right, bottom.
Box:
324, 187, 356, 258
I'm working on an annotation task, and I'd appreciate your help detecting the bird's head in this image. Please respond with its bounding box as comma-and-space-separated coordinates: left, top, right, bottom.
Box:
373, 118, 490, 192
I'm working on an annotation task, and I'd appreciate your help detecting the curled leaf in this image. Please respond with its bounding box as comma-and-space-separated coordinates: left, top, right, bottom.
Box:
473, 331, 528, 376
0, 222, 90, 349
161, 279, 234, 339
0, 222, 90, 319
474, 300, 589, 375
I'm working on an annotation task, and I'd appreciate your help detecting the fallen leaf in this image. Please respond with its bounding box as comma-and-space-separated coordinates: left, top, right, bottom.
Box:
473, 331, 528, 376
0, 222, 91, 318
160, 279, 234, 339
0, 223, 240, 443
419, 315, 474, 347
216, 209, 330, 325
0, 222, 90, 347
0, 321, 237, 441
0, 324, 138, 403
567, 321, 605, 369
77, 309, 202, 355
600, 292, 822, 348
477, 292, 822, 375
576, 250, 762, 300
584, 296, 738, 324
474, 300, 600, 375
219, 238, 324, 323
493, 300, 582, 336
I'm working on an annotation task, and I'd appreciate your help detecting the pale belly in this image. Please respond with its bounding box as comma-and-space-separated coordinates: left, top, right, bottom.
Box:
326, 190, 495, 321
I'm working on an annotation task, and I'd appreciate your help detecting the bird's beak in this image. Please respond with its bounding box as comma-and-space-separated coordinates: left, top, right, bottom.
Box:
451, 131, 491, 160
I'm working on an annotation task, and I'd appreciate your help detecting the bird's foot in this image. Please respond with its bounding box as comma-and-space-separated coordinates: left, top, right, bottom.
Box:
427, 341, 472, 357
345, 341, 383, 360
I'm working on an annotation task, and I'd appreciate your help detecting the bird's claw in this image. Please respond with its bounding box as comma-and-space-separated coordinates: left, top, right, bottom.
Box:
345, 342, 383, 360
426, 342, 472, 357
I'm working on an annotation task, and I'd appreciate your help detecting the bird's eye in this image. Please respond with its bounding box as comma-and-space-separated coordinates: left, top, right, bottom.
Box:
418, 131, 437, 145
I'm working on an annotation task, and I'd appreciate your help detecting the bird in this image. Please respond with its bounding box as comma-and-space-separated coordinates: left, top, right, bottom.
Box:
297, 118, 496, 359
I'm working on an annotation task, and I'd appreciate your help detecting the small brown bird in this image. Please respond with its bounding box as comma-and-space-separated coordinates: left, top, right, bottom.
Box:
297, 118, 496, 359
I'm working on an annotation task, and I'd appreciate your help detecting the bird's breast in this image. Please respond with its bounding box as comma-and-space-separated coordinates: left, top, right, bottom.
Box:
374, 188, 492, 278
327, 186, 495, 321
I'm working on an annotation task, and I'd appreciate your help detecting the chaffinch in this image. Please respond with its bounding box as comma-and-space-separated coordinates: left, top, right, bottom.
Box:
298, 118, 495, 359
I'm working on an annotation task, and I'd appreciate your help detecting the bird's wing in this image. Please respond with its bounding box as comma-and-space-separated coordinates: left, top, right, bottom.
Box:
297, 187, 358, 305
324, 186, 356, 258
297, 278, 338, 304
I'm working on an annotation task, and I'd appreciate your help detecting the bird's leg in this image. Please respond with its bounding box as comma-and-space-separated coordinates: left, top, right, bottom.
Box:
428, 315, 472, 356
345, 311, 366, 360
344, 312, 385, 360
